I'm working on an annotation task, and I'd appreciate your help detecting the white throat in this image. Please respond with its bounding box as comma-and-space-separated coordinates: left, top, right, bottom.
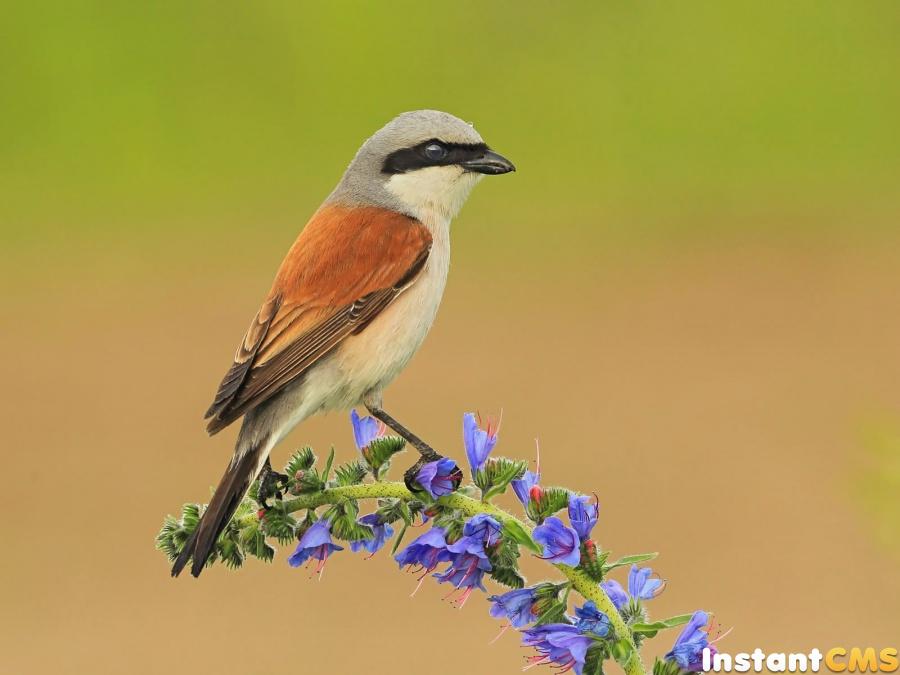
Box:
385, 166, 482, 225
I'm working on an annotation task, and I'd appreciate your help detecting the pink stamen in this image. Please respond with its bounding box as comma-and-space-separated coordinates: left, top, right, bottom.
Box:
534, 438, 541, 474
489, 622, 511, 645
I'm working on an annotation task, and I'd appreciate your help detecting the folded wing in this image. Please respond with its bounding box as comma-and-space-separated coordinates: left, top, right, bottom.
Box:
204, 205, 432, 434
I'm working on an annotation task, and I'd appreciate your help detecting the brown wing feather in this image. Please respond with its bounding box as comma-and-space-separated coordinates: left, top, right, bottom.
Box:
204, 205, 432, 434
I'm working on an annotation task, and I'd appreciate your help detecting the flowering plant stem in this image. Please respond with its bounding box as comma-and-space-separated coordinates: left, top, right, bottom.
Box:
279, 481, 646, 675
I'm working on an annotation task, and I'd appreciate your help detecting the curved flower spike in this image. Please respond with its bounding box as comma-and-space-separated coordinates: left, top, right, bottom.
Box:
533, 516, 581, 566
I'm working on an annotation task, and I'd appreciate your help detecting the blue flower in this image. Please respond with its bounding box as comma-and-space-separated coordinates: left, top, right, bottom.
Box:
414, 457, 462, 498
522, 624, 592, 675
349, 514, 394, 555
463, 412, 498, 473
288, 520, 344, 573
567, 493, 599, 542
511, 470, 541, 506
533, 516, 581, 566
463, 513, 502, 547
629, 564, 665, 600
488, 587, 539, 628
394, 527, 453, 573
350, 409, 384, 450
433, 550, 491, 595
600, 579, 629, 611
573, 601, 611, 637
666, 610, 712, 672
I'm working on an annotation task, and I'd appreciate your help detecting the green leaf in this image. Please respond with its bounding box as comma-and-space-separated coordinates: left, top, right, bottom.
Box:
584, 643, 610, 675
631, 614, 695, 638
489, 566, 525, 589
322, 447, 336, 481
603, 552, 659, 573
390, 522, 409, 555
502, 519, 540, 553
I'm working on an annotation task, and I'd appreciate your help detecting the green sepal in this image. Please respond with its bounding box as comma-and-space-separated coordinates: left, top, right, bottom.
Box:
293, 467, 326, 494
334, 460, 368, 487
579, 539, 609, 582
473, 456, 527, 501
239, 521, 275, 562
361, 436, 406, 479
284, 447, 316, 476
603, 552, 658, 574
525, 486, 570, 523
322, 447, 335, 482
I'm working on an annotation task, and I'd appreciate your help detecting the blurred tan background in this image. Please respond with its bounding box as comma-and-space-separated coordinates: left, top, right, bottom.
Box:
1, 2, 898, 673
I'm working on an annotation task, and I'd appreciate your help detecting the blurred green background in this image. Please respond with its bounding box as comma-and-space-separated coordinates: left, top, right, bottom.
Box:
1, 3, 898, 674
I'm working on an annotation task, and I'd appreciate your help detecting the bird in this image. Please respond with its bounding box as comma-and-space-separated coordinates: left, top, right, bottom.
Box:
172, 110, 515, 577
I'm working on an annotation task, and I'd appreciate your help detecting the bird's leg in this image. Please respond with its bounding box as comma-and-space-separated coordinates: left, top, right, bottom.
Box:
256, 457, 289, 510
365, 404, 439, 459
364, 403, 444, 491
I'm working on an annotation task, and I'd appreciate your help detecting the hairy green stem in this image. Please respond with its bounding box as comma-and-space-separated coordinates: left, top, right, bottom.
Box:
282, 482, 646, 675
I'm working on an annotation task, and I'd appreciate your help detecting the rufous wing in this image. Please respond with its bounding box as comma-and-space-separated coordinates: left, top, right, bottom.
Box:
204, 205, 432, 434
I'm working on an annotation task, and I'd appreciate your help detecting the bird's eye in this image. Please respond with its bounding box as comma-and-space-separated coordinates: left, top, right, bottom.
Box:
423, 143, 448, 161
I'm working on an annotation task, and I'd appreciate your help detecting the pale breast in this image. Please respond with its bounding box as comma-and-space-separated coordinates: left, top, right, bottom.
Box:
330, 219, 450, 402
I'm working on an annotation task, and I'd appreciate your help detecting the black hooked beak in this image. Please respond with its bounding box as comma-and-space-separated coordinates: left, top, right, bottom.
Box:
461, 149, 516, 175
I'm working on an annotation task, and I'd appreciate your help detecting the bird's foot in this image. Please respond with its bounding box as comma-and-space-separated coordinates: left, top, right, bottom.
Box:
257, 460, 290, 510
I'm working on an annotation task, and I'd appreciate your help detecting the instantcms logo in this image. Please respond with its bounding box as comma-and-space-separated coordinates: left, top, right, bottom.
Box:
702, 647, 898, 673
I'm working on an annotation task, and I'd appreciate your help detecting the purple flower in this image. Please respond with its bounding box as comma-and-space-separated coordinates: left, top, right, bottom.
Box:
567, 493, 599, 542
414, 457, 462, 498
287, 520, 343, 573
511, 470, 541, 506
394, 527, 453, 573
463, 412, 498, 473
629, 565, 665, 600
600, 579, 629, 611
522, 624, 592, 675
666, 610, 712, 672
488, 587, 539, 627
573, 601, 611, 637
350, 409, 384, 450
533, 516, 581, 566
349, 514, 394, 555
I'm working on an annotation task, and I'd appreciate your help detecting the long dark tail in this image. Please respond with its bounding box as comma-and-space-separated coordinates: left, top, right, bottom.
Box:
171, 445, 265, 578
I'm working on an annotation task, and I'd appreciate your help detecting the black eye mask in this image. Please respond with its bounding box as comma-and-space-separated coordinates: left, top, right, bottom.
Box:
382, 139, 490, 174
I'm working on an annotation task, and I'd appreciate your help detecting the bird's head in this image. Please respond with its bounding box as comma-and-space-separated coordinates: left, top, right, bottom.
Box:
331, 110, 515, 222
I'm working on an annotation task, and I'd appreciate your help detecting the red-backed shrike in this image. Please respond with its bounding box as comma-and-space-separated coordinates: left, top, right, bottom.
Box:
172, 110, 514, 577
